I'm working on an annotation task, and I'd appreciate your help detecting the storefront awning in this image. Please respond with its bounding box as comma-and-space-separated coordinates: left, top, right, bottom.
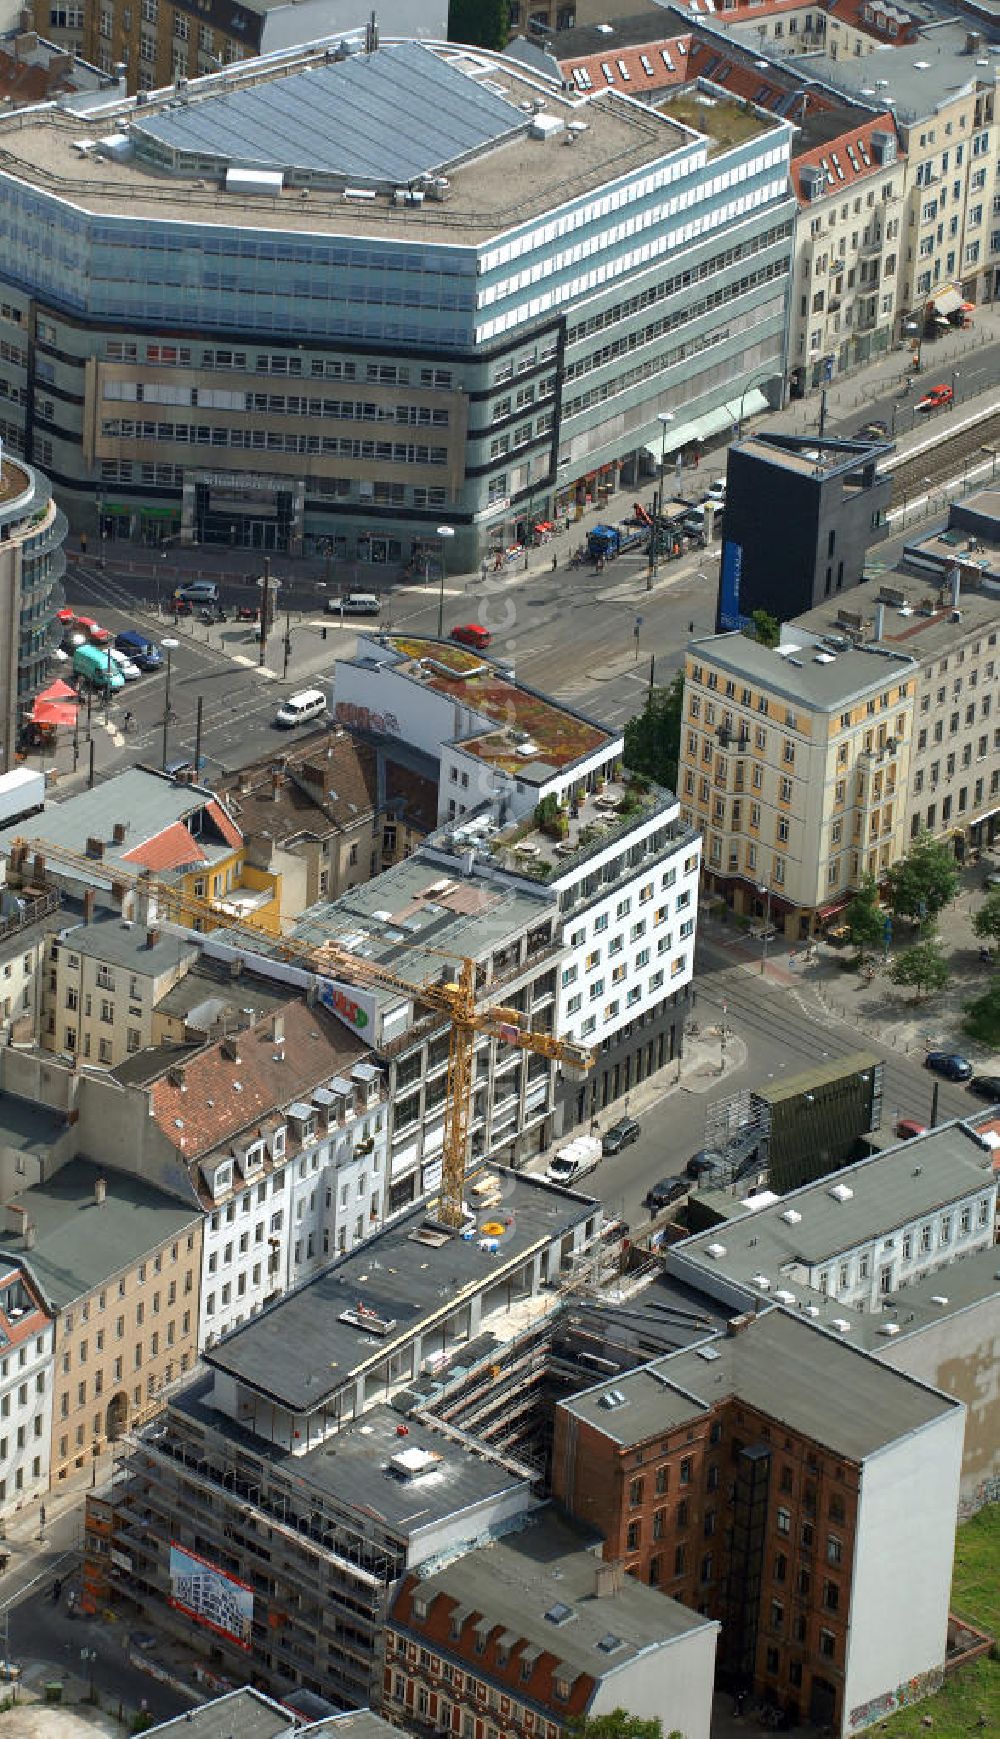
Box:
931, 285, 963, 317
643, 389, 770, 461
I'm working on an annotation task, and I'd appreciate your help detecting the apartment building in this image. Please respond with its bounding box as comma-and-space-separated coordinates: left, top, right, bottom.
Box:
45, 908, 200, 1067
0, 1255, 55, 1517
791, 17, 1000, 316
0, 766, 280, 935
0, 882, 61, 1047
786, 563, 1000, 851
0, 452, 67, 773
213, 731, 436, 923
0, 36, 794, 567
37, 0, 444, 91
332, 636, 701, 1134
0, 1156, 201, 1484
552, 1307, 965, 1736
385, 1510, 719, 1739
678, 630, 915, 935
85, 1171, 597, 1706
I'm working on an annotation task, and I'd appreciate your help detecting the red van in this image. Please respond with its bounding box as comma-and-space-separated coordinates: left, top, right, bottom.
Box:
450, 623, 492, 650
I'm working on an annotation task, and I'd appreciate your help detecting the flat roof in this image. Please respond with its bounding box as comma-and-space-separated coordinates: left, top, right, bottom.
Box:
405, 1508, 715, 1670
803, 1239, 1000, 1351
0, 1157, 199, 1309
0, 44, 688, 244
654, 84, 777, 154
676, 1119, 997, 1288
689, 629, 915, 710
204, 1168, 594, 1413
381, 639, 614, 774
789, 22, 1000, 122
735, 431, 892, 480
561, 1305, 958, 1460
143, 1687, 292, 1739
790, 564, 1000, 666
152, 953, 294, 1026
0, 1093, 66, 1158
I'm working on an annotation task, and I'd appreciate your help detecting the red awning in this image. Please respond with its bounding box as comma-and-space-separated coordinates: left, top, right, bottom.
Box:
37, 678, 78, 702
28, 699, 78, 727
816, 896, 850, 921
961, 301, 975, 313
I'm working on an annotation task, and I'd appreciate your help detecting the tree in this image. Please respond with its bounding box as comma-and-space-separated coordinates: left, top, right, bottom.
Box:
743, 608, 780, 649
845, 874, 884, 957
884, 833, 960, 927
972, 889, 1000, 950
624, 672, 684, 790
889, 936, 949, 1001
964, 975, 1000, 1047
570, 1716, 681, 1739
447, 0, 509, 48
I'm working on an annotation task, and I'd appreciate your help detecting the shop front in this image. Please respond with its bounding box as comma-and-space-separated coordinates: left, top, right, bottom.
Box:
181, 470, 305, 550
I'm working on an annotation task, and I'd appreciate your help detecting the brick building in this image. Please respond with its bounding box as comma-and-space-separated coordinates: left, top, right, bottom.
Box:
551, 1308, 964, 1736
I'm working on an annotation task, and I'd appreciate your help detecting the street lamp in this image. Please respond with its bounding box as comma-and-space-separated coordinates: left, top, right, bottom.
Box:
650, 411, 675, 586
951, 368, 960, 406
436, 525, 455, 640
758, 881, 773, 977
160, 636, 178, 771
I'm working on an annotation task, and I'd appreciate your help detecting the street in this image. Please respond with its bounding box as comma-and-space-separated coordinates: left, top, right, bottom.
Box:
7, 1580, 191, 1724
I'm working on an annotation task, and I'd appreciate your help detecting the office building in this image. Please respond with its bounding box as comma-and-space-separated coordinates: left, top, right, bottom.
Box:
37, 0, 444, 91
678, 627, 915, 935
0, 35, 794, 566
0, 1254, 55, 1517
553, 1306, 965, 1736
385, 1510, 719, 1739
0, 453, 66, 776
85, 1170, 598, 1705
0, 1155, 201, 1484
718, 433, 892, 629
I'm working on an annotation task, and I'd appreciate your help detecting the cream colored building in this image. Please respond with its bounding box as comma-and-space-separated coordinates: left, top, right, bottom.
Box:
44, 909, 200, 1068
679, 632, 916, 936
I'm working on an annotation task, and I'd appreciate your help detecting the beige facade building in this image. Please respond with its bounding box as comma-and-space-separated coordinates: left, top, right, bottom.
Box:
44, 906, 200, 1067
679, 633, 916, 935
0, 1156, 201, 1487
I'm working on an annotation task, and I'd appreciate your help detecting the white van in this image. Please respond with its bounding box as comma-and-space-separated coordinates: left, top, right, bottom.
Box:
275, 688, 327, 729
325, 592, 381, 617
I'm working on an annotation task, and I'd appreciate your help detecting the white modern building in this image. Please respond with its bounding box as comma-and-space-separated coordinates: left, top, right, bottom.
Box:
0, 1256, 55, 1515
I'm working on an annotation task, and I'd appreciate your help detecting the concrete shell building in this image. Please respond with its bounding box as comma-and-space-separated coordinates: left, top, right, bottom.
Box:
0, 34, 794, 566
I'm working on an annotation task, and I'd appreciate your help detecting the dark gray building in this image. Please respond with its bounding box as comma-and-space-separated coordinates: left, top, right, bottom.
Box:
717, 433, 891, 629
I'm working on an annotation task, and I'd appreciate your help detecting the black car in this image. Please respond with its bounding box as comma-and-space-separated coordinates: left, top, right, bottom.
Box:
601, 1116, 641, 1156
686, 1148, 726, 1180
968, 1074, 1000, 1101
856, 419, 889, 440
925, 1050, 973, 1082
644, 1175, 687, 1212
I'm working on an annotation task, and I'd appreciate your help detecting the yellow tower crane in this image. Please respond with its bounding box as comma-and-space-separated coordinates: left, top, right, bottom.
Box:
9, 836, 594, 1228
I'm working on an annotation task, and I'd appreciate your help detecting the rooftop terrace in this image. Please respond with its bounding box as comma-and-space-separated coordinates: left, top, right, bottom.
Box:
654, 83, 778, 153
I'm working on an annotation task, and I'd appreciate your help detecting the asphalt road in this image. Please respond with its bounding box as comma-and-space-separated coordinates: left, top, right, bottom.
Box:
7, 1579, 191, 1723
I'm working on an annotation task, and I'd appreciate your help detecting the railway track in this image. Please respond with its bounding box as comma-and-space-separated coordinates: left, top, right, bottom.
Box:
887, 408, 1000, 506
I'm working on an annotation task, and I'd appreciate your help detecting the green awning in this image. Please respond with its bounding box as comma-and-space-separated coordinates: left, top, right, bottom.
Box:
644, 388, 770, 460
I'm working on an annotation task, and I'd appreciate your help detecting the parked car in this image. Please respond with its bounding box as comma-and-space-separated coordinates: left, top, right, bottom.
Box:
275, 688, 328, 729
895, 1118, 927, 1141
644, 1175, 687, 1213
106, 647, 141, 682
450, 623, 492, 650
916, 383, 954, 412
705, 479, 727, 502
115, 630, 163, 671
856, 419, 890, 440
174, 581, 220, 605
601, 1116, 641, 1156
925, 1050, 973, 1081
236, 604, 258, 623
968, 1074, 1000, 1101
686, 1147, 726, 1180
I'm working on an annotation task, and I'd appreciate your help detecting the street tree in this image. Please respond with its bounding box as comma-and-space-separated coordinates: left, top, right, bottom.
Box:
972, 890, 1000, 950
624, 672, 684, 790
964, 975, 1000, 1047
885, 833, 960, 927
845, 875, 884, 957
447, 0, 509, 47
570, 1716, 681, 1739
744, 608, 780, 649
889, 936, 950, 1001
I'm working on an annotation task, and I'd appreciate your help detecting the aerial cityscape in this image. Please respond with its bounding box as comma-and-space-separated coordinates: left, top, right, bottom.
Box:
0, 0, 995, 1733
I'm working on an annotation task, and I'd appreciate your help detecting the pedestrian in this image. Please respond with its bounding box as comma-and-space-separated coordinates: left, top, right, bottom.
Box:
39, 1503, 46, 1529
79, 533, 87, 556
51, 1578, 62, 1604
551, 551, 557, 571
480, 559, 488, 582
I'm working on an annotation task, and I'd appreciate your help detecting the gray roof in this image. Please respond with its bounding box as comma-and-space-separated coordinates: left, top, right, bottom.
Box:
788, 22, 1000, 124
0, 1094, 66, 1158
675, 1118, 997, 1289
57, 913, 200, 976
0, 1158, 199, 1309
317, 1715, 404, 1739
561, 1306, 958, 1461
690, 630, 916, 711
131, 40, 526, 186
852, 1240, 1000, 1353
0, 766, 234, 875
405, 1508, 715, 1678
143, 1688, 292, 1739
205, 1168, 594, 1412
153, 955, 293, 1026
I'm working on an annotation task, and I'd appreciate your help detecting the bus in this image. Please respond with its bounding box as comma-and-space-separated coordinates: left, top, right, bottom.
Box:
73, 643, 125, 692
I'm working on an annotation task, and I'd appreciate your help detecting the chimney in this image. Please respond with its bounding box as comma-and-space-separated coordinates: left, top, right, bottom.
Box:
32, 851, 46, 885
271, 770, 282, 800
94, 1176, 107, 1207
24, 1222, 36, 1250
238, 771, 253, 795
727, 1312, 754, 1337
950, 565, 961, 612
594, 1561, 625, 1598
146, 926, 161, 949
85, 837, 105, 860
5, 1203, 27, 1236
9, 840, 27, 875
83, 888, 96, 925
222, 1039, 241, 1063
113, 821, 127, 845
874, 603, 885, 642
273, 1013, 285, 1045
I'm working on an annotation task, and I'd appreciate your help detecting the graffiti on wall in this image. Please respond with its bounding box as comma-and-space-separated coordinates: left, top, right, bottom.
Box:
850, 1667, 944, 1731
959, 1474, 1000, 1519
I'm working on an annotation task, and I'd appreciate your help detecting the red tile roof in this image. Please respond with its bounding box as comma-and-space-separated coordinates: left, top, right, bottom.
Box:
558, 34, 692, 93
826, 0, 919, 44
122, 822, 207, 872
206, 798, 243, 851
792, 110, 902, 204
148, 998, 368, 1160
